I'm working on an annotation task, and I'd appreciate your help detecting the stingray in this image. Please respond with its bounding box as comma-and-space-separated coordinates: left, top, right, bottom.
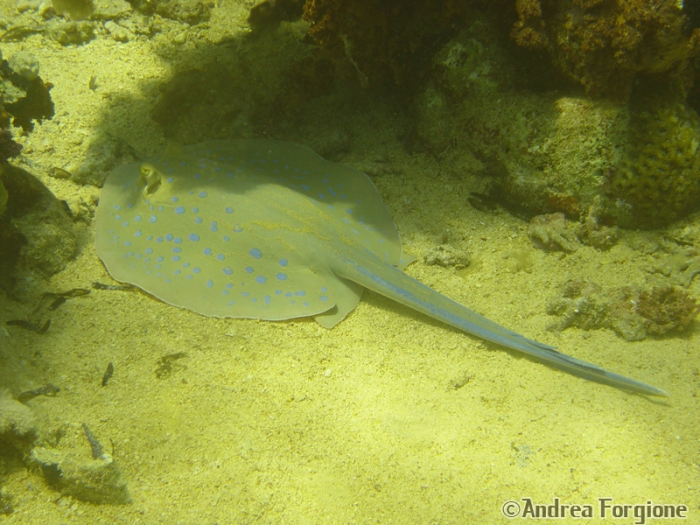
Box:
95, 139, 667, 396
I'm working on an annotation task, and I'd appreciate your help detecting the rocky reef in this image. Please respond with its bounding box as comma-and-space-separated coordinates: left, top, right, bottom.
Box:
302, 0, 468, 91
547, 279, 700, 341
512, 0, 698, 101
606, 95, 700, 228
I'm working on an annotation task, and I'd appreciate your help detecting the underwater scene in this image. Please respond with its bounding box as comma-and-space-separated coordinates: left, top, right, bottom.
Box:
0, 0, 699, 523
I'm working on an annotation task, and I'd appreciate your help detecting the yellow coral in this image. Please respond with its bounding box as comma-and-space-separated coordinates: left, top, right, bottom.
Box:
608, 101, 700, 227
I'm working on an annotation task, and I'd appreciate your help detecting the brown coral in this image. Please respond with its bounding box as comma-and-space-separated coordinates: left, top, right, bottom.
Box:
635, 286, 700, 335
512, 0, 697, 100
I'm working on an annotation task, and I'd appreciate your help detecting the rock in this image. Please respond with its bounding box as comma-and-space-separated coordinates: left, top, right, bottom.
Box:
31, 446, 131, 505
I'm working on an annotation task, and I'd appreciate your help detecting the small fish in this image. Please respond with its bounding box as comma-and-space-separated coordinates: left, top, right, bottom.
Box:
102, 362, 114, 386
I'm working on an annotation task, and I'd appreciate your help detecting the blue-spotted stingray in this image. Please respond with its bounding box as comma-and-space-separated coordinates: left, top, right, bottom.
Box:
95, 139, 667, 396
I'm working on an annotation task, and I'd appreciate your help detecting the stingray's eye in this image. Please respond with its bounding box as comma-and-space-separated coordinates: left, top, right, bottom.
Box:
140, 164, 162, 197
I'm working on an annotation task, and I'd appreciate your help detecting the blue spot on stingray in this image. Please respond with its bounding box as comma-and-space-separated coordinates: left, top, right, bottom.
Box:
256, 276, 267, 284
147, 236, 153, 241
320, 296, 328, 301
113, 205, 121, 211
303, 302, 309, 307
145, 248, 153, 254
265, 296, 271, 304
206, 279, 213, 288
174, 268, 181, 275
216, 254, 224, 261
195, 217, 203, 224
250, 248, 262, 259
150, 216, 157, 223
183, 262, 191, 268
135, 215, 142, 222
173, 256, 181, 261
167, 176, 175, 183
285, 292, 292, 297
173, 247, 182, 253
245, 266, 254, 274
122, 222, 129, 227
301, 184, 310, 191
158, 206, 164, 212
156, 236, 163, 243
135, 230, 142, 237
194, 173, 202, 179
193, 267, 201, 274
275, 290, 282, 295
223, 267, 233, 275
242, 291, 250, 297
226, 283, 233, 289
187, 275, 193, 280
225, 207, 234, 214
166, 234, 174, 241
223, 235, 230, 242
279, 258, 288, 267
199, 191, 208, 198
211, 222, 218, 233
203, 248, 213, 256
222, 290, 229, 295
193, 207, 199, 213
175, 206, 185, 215
157, 256, 164, 262
276, 273, 287, 281
171, 197, 179, 203
189, 233, 200, 241
124, 241, 132, 246
318, 194, 325, 199
174, 237, 182, 244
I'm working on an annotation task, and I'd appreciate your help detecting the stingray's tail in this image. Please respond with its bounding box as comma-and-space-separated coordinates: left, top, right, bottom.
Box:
337, 253, 668, 397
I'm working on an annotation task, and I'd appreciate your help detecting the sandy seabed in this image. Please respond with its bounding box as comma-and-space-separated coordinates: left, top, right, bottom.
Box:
0, 1, 698, 523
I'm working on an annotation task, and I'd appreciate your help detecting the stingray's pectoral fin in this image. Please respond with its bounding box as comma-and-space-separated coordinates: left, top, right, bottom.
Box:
525, 343, 669, 397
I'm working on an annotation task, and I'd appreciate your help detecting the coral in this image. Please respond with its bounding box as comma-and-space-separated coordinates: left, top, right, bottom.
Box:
248, 0, 304, 31
0, 53, 54, 132
128, 0, 212, 23
0, 391, 39, 455
636, 286, 700, 335
546, 279, 608, 331
302, 0, 468, 90
0, 130, 22, 161
52, 0, 94, 20
31, 423, 131, 505
547, 280, 700, 340
0, 164, 76, 297
511, 0, 698, 100
423, 244, 470, 269
575, 196, 618, 250
648, 246, 700, 288
528, 213, 581, 252
606, 99, 700, 228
